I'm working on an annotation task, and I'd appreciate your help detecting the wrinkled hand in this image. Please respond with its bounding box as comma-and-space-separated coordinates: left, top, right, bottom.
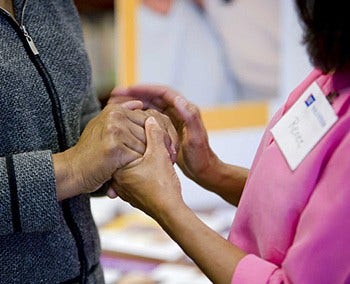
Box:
110, 86, 219, 184
109, 117, 183, 219
54, 97, 178, 200
108, 90, 179, 163
60, 100, 149, 195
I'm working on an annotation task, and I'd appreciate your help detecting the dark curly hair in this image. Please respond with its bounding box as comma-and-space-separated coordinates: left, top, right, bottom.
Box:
295, 0, 350, 73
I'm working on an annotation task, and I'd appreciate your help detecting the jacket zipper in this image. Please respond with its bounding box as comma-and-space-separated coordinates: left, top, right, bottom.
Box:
0, 6, 88, 284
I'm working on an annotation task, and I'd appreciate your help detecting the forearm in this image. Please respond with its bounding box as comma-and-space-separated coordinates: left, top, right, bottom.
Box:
195, 158, 249, 207
113, 117, 246, 282
157, 203, 246, 284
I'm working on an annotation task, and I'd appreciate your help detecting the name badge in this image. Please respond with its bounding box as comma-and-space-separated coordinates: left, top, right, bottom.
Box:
271, 82, 338, 171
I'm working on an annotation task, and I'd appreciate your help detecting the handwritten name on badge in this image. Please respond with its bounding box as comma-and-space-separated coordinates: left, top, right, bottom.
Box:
271, 82, 338, 171
288, 116, 304, 148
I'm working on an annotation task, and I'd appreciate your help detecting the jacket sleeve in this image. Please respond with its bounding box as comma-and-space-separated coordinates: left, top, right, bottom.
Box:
80, 88, 101, 133
231, 132, 350, 283
0, 150, 62, 235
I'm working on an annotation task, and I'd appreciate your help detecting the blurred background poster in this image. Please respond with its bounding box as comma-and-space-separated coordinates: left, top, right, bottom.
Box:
77, 0, 313, 103
137, 0, 279, 104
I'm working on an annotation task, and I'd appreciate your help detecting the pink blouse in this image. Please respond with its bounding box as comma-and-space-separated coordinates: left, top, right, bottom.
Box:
229, 69, 350, 283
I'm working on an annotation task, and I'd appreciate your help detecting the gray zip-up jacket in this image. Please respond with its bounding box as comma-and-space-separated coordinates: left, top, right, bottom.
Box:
0, 0, 104, 283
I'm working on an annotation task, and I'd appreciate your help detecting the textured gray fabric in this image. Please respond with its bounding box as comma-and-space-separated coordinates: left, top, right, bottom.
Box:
0, 0, 104, 282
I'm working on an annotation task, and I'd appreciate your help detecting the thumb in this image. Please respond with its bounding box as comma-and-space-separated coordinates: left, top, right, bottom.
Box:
144, 117, 170, 158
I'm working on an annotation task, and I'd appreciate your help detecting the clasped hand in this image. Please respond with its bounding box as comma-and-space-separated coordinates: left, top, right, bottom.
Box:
55, 98, 178, 200
106, 85, 218, 219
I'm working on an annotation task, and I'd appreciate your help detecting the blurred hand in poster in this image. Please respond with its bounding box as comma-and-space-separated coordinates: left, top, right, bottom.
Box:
142, 0, 173, 14
142, 0, 204, 15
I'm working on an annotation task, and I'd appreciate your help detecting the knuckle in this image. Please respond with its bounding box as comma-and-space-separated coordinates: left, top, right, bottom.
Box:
110, 110, 125, 121
105, 123, 123, 136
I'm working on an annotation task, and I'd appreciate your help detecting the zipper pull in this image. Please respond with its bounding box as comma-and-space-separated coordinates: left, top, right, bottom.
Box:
21, 25, 39, 55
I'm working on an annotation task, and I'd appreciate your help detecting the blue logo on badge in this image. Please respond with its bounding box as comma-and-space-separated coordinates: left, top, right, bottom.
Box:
305, 94, 315, 107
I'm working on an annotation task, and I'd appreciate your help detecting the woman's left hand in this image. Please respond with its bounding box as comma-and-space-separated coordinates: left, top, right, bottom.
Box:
109, 116, 183, 219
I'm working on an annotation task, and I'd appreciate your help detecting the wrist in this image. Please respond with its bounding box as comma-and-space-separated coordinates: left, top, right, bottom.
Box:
156, 199, 192, 232
194, 152, 222, 188
53, 149, 84, 200
195, 156, 248, 206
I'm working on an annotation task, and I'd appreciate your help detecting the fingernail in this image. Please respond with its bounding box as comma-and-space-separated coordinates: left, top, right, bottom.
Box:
147, 116, 156, 124
171, 144, 177, 155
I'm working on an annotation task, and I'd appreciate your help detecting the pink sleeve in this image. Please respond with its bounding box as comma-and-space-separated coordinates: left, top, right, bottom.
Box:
232, 132, 350, 284
231, 254, 280, 284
